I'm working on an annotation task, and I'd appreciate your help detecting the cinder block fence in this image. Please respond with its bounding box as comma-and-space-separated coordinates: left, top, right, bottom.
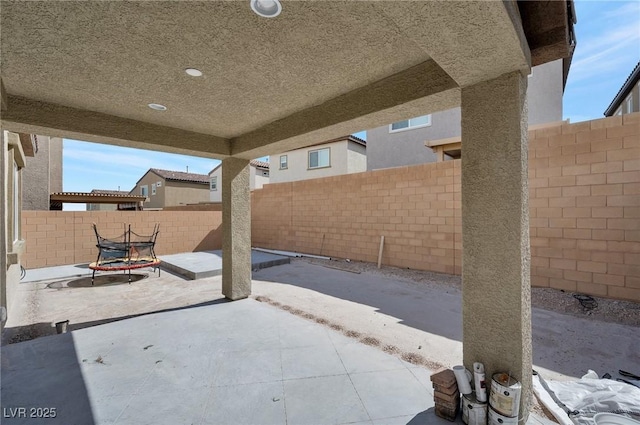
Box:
21, 211, 222, 268
21, 113, 640, 302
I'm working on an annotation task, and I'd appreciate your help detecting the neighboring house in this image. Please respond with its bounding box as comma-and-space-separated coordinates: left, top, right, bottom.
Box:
269, 135, 366, 184
86, 189, 135, 211
1, 131, 35, 328
130, 168, 210, 210
21, 135, 63, 210
208, 159, 269, 203
366, 59, 566, 170
604, 61, 640, 117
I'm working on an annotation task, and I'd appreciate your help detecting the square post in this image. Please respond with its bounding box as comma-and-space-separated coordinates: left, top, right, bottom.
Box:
222, 158, 251, 300
461, 71, 531, 420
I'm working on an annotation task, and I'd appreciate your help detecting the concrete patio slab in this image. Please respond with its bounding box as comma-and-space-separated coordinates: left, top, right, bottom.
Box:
4, 258, 638, 424
1, 299, 436, 425
158, 250, 290, 280
21, 249, 290, 284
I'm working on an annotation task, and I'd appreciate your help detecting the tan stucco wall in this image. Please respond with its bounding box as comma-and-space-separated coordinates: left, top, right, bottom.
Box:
209, 167, 222, 203
2, 131, 27, 329
164, 181, 210, 208
131, 171, 210, 209
270, 140, 365, 183
347, 142, 367, 173
132, 171, 165, 209
22, 136, 63, 210
366, 60, 564, 171
210, 165, 269, 203
21, 210, 223, 269
268, 141, 365, 178
86, 203, 118, 211
251, 166, 269, 190
49, 137, 63, 193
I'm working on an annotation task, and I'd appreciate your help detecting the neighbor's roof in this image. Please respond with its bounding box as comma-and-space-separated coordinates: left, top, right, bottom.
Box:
250, 159, 269, 169
277, 135, 366, 155
208, 159, 270, 175
604, 61, 640, 117
90, 189, 130, 196
149, 168, 210, 184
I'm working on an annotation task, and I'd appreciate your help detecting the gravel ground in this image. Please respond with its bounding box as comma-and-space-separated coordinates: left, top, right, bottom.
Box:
303, 258, 640, 327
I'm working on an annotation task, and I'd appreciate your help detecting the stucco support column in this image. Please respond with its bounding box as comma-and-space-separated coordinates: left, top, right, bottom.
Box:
0, 130, 8, 327
461, 71, 531, 420
222, 157, 251, 300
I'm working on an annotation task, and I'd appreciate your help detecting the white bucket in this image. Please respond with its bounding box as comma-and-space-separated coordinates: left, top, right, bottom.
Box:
462, 393, 488, 425
488, 406, 518, 425
489, 373, 521, 418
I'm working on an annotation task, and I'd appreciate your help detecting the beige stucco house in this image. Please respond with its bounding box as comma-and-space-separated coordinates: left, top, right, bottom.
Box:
1, 1, 576, 417
131, 168, 210, 210
21, 135, 63, 210
605, 61, 640, 117
0, 131, 34, 325
209, 159, 269, 202
270, 135, 366, 183
367, 59, 567, 169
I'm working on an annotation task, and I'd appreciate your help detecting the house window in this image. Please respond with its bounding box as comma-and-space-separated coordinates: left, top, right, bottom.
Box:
308, 148, 330, 169
389, 114, 431, 132
280, 155, 288, 169
140, 185, 148, 197
210, 176, 218, 191
151, 183, 156, 195
156, 181, 162, 187
626, 95, 633, 114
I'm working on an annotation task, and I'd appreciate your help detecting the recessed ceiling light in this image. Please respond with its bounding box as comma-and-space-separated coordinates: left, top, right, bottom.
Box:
185, 68, 203, 77
250, 0, 282, 18
148, 103, 167, 111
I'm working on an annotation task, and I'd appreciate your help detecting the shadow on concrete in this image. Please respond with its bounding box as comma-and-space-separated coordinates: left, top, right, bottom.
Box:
255, 262, 464, 342
194, 225, 223, 252
256, 261, 640, 380
407, 407, 462, 424
1, 332, 96, 424
47, 273, 147, 289
2, 298, 229, 345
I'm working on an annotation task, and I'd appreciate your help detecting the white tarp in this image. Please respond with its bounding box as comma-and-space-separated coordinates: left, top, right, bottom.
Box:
533, 372, 640, 425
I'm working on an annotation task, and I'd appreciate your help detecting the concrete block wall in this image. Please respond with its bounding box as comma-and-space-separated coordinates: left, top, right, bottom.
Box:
253, 113, 640, 302
528, 113, 639, 301
252, 161, 462, 275
18, 113, 639, 301
21, 210, 222, 269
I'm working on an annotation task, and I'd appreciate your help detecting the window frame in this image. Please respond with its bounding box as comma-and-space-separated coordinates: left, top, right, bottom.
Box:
210, 176, 218, 191
279, 155, 288, 170
156, 180, 162, 187
308, 147, 331, 170
151, 183, 157, 196
140, 185, 148, 197
389, 114, 432, 133
626, 95, 633, 114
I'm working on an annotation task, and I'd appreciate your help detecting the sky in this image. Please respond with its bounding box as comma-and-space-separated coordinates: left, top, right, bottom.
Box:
62, 0, 639, 209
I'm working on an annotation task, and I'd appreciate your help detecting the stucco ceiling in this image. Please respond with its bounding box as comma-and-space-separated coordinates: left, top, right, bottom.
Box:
1, 1, 547, 159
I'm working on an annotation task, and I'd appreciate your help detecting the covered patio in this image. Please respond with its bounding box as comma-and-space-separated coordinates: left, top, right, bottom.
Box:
1, 1, 575, 421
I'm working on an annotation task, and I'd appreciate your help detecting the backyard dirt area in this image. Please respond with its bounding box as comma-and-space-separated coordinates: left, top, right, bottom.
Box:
302, 258, 640, 327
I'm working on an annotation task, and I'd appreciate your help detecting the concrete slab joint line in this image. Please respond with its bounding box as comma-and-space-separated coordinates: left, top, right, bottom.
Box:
461, 71, 532, 421
222, 157, 252, 300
